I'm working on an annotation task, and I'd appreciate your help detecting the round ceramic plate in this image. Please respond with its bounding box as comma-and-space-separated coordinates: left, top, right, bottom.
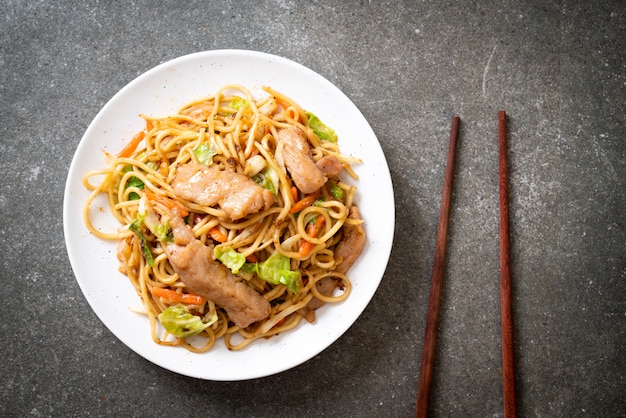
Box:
63, 50, 394, 380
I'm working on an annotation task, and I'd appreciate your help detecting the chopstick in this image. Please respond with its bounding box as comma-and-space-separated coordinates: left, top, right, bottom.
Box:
498, 110, 517, 417
415, 116, 460, 418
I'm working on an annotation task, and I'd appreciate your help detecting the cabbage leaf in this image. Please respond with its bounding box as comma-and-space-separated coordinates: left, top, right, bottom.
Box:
249, 253, 300, 294
306, 111, 337, 142
214, 247, 246, 274
158, 305, 216, 338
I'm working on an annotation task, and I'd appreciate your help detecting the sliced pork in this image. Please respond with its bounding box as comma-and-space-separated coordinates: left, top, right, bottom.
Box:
316, 155, 343, 177
172, 163, 274, 220
300, 205, 366, 317
164, 217, 271, 329
302, 276, 339, 314
278, 127, 327, 194
334, 206, 366, 274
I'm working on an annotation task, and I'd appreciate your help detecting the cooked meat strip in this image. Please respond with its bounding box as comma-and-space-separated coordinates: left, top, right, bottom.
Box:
278, 127, 327, 194
334, 206, 366, 274
164, 216, 271, 329
302, 276, 339, 314
316, 155, 343, 177
172, 163, 274, 220
300, 205, 366, 317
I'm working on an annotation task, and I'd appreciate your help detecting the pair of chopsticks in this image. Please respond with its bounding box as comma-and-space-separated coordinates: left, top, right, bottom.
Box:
415, 112, 516, 417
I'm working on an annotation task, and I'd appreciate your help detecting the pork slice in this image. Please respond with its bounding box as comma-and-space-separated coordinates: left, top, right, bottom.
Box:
278, 127, 327, 194
173, 163, 274, 220
334, 206, 366, 274
164, 217, 271, 328
316, 155, 343, 177
300, 276, 339, 314
300, 205, 366, 316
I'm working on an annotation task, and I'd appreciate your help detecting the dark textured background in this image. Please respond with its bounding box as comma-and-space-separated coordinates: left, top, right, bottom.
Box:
1, 1, 624, 417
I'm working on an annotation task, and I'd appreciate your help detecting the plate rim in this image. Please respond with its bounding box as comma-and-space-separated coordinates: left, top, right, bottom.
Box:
63, 49, 395, 380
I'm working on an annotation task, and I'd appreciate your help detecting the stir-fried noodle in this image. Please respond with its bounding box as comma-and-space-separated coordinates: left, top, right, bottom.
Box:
83, 85, 364, 352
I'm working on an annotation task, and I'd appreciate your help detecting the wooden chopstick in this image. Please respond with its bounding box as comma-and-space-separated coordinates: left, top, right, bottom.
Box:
415, 116, 460, 418
498, 110, 517, 417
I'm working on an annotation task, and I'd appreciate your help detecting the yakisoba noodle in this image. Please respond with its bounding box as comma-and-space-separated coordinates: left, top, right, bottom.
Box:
83, 84, 364, 352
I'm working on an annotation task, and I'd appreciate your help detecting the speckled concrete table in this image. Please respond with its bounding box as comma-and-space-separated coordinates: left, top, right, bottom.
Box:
1, 1, 624, 417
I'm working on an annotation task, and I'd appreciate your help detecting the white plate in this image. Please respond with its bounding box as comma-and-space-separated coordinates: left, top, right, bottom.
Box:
63, 50, 394, 381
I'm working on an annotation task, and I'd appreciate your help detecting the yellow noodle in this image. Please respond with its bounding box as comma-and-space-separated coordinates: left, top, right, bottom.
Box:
82, 85, 364, 353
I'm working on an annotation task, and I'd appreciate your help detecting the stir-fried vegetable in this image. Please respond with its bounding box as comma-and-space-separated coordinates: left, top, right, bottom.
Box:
128, 197, 176, 266
258, 253, 300, 294
193, 142, 216, 166
157, 305, 216, 338
151, 287, 205, 305
290, 190, 321, 214
230, 96, 249, 110
208, 227, 228, 243
144, 192, 189, 217
215, 247, 301, 294
214, 247, 246, 274
123, 167, 144, 200
299, 215, 325, 257
306, 111, 337, 142
129, 217, 155, 267
243, 253, 300, 294
327, 180, 344, 200
252, 166, 278, 195
123, 161, 158, 200
118, 131, 145, 158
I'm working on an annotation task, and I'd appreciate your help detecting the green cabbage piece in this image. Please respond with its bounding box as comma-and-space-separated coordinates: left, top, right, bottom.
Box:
214, 247, 246, 274
152, 220, 173, 243
230, 96, 249, 110
128, 218, 155, 267
216, 248, 301, 294
123, 161, 158, 200
248, 253, 300, 294
328, 180, 344, 200
126, 176, 144, 200
306, 112, 337, 142
193, 142, 216, 166
252, 166, 278, 195
158, 305, 214, 338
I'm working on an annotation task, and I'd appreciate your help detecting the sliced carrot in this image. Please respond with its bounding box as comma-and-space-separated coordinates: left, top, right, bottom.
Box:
298, 240, 315, 257
291, 186, 299, 203
118, 131, 145, 158
208, 226, 227, 243
298, 215, 325, 256
289, 190, 320, 214
308, 215, 325, 238
151, 287, 205, 305
275, 97, 290, 111
286, 107, 299, 122
145, 191, 189, 217
246, 253, 259, 263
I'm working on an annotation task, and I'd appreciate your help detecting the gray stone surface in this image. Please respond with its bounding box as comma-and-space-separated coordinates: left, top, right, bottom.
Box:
1, 1, 624, 417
